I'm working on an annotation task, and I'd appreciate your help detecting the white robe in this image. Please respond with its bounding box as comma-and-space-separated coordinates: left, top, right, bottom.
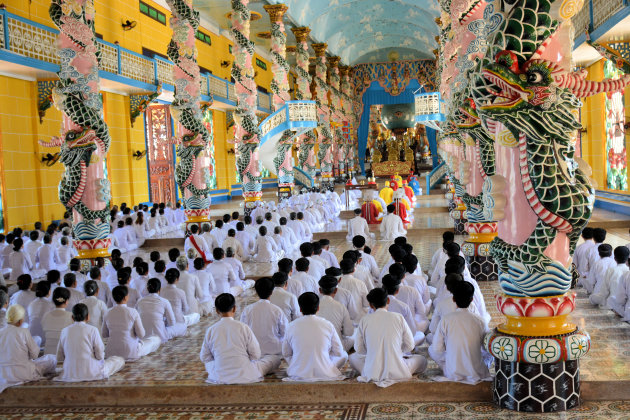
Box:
28, 298, 54, 343
7, 251, 34, 281
283, 315, 347, 382
591, 262, 626, 308
379, 213, 406, 241
269, 287, 301, 321
200, 317, 281, 384
339, 274, 369, 321
0, 325, 56, 392
9, 290, 36, 323
103, 304, 161, 360
225, 257, 245, 280
347, 216, 372, 241
428, 308, 492, 384
207, 260, 238, 295
235, 231, 255, 258
605, 264, 630, 315
35, 244, 64, 272
240, 299, 288, 356
184, 234, 210, 261
136, 294, 186, 343
176, 272, 203, 316
161, 284, 199, 326
252, 236, 281, 263
56, 321, 125, 382
41, 308, 73, 356
291, 271, 319, 294
349, 308, 426, 387
574, 240, 596, 278
222, 237, 244, 261
585, 256, 616, 294
317, 295, 355, 351
80, 296, 107, 335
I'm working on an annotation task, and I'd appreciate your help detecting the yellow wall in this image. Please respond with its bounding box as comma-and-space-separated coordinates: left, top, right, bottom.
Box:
1, 0, 277, 230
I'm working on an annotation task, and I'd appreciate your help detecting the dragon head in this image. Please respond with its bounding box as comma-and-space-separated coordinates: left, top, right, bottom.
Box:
455, 97, 481, 130
58, 128, 103, 166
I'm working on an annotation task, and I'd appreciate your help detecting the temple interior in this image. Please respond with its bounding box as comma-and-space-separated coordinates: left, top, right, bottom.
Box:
2, 0, 630, 418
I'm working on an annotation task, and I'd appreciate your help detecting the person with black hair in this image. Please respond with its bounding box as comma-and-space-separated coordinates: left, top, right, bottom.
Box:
325, 267, 360, 322
574, 227, 596, 279
318, 239, 339, 269
166, 248, 181, 271
277, 258, 303, 297
430, 231, 455, 272
152, 259, 167, 284
200, 293, 281, 384
592, 245, 630, 310
9, 274, 35, 324
379, 203, 406, 241
46, 269, 62, 293
35, 233, 64, 272
299, 242, 326, 280
80, 280, 107, 335
27, 281, 54, 345
162, 268, 200, 327
286, 212, 306, 242
211, 219, 228, 247
136, 278, 186, 343
269, 272, 300, 321
388, 264, 429, 331
252, 225, 282, 263
225, 247, 246, 281
428, 280, 492, 384
318, 276, 355, 351
430, 241, 469, 286
223, 229, 244, 261
235, 221, 255, 260
63, 273, 86, 313
353, 235, 379, 280
402, 254, 432, 311
292, 258, 319, 294
7, 237, 35, 282
381, 274, 425, 346
296, 212, 313, 242
103, 285, 161, 361
185, 225, 211, 264
584, 244, 615, 293
240, 278, 288, 356
89, 266, 113, 308
191, 258, 215, 312
349, 287, 427, 387
339, 259, 369, 321
41, 287, 73, 355
174, 256, 204, 317
347, 208, 374, 242
282, 292, 347, 382
57, 303, 125, 382
68, 258, 88, 288
24, 231, 42, 271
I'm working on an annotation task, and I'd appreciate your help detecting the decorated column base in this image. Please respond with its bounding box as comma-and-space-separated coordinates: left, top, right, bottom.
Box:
462, 223, 498, 281
485, 293, 591, 412
74, 238, 112, 272
278, 184, 293, 201
243, 191, 263, 216
184, 208, 211, 235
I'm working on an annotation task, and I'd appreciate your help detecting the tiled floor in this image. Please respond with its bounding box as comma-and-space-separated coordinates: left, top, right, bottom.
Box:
3, 401, 630, 419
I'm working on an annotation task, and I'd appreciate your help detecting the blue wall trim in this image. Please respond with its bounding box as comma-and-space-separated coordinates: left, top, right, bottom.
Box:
0, 50, 59, 73
594, 198, 630, 216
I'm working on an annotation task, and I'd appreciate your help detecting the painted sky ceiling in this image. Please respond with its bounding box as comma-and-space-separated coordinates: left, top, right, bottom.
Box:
194, 0, 440, 66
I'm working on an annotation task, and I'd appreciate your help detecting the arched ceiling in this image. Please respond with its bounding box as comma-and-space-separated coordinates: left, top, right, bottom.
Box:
194, 0, 440, 66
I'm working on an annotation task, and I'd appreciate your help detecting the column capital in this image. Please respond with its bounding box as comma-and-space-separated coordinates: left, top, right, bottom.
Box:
339, 65, 349, 77
328, 56, 341, 69
312, 43, 328, 57
291, 26, 311, 43
263, 4, 288, 22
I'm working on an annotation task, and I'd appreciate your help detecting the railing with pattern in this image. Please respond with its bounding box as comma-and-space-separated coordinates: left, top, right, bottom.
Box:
425, 161, 447, 195
573, 0, 630, 45
0, 9, 272, 112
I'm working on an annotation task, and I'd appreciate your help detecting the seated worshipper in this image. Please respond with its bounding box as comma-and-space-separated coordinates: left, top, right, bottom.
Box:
349, 288, 427, 387
9, 275, 36, 324
175, 256, 205, 316
574, 227, 596, 281
353, 235, 380, 280
235, 222, 255, 260
57, 237, 77, 270
191, 258, 215, 315
296, 212, 314, 241
0, 290, 6, 328
277, 258, 304, 297
253, 226, 282, 263
437, 256, 490, 325
378, 244, 408, 284
211, 220, 228, 247
200, 293, 282, 384
283, 292, 348, 382
103, 286, 161, 360
343, 250, 374, 290
63, 273, 86, 313
347, 209, 374, 242
123, 218, 139, 252
427, 273, 466, 344
392, 189, 412, 228
279, 218, 299, 249
24, 231, 42, 270
229, 211, 240, 229
431, 232, 455, 273
166, 248, 180, 271
162, 268, 201, 327
208, 248, 254, 296
222, 229, 244, 261
200, 223, 219, 258
185, 225, 211, 263
585, 244, 615, 295
68, 258, 88, 288
586, 228, 608, 276
116, 270, 140, 308
591, 245, 629, 310
88, 267, 113, 307
319, 239, 340, 269
361, 191, 382, 225
240, 278, 288, 357
133, 212, 153, 245
35, 234, 64, 272
325, 268, 362, 324
112, 220, 134, 254
56, 303, 125, 382
379, 181, 394, 206
339, 258, 370, 321
270, 272, 300, 322
318, 276, 355, 352
382, 274, 425, 346
136, 278, 186, 343
225, 248, 246, 281
430, 242, 469, 288
428, 280, 492, 384
80, 281, 108, 336
300, 242, 326, 280
7, 238, 35, 282
292, 258, 319, 294
312, 242, 330, 269
388, 264, 429, 332
402, 254, 432, 312
380, 205, 407, 241
152, 260, 167, 284
28, 281, 54, 345
272, 227, 293, 258
0, 305, 57, 392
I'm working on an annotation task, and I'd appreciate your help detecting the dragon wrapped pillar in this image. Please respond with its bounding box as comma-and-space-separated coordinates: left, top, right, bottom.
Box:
461, 0, 630, 411
291, 27, 317, 179
340, 66, 355, 177
42, 0, 113, 270
166, 0, 212, 231
328, 56, 343, 177
441, 130, 468, 234
264, 4, 294, 200
313, 43, 334, 182
231, 0, 262, 214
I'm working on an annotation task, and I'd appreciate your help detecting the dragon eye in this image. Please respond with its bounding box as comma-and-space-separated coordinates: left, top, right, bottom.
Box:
527, 71, 544, 83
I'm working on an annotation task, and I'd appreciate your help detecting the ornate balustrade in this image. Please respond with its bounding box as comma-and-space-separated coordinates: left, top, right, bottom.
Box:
415, 91, 446, 132
0, 9, 272, 112
425, 161, 447, 195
